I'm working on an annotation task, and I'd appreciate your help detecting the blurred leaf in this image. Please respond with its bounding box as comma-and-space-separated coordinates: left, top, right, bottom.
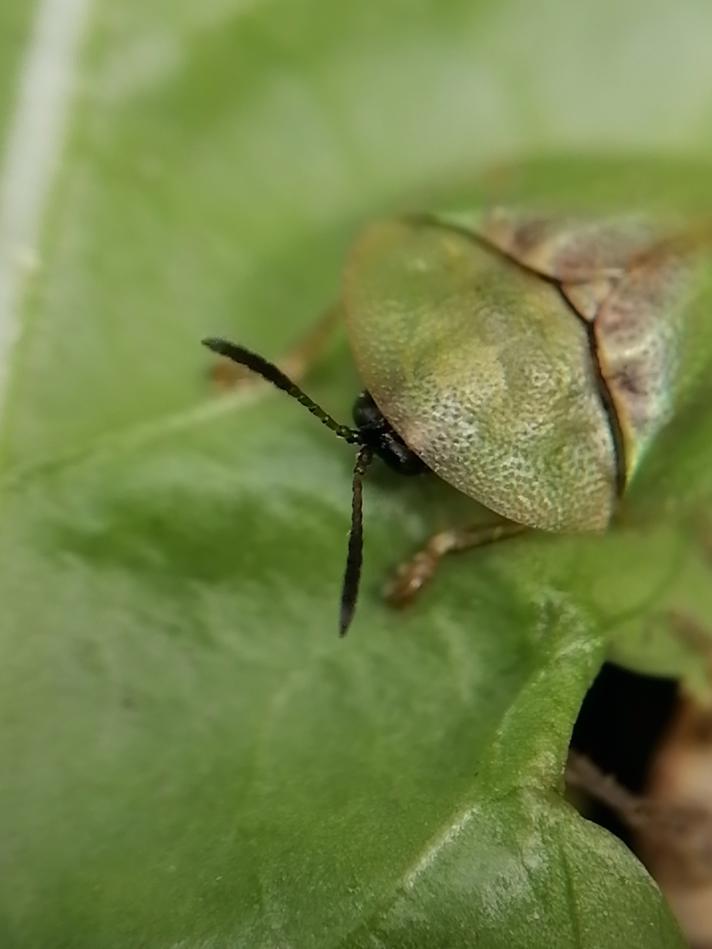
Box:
0, 3, 36, 151
5, 1, 712, 946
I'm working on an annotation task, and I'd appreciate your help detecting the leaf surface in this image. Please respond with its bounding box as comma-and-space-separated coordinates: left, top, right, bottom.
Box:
5, 1, 712, 946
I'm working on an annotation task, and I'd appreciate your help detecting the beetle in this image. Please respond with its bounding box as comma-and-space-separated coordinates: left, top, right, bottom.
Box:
203, 207, 710, 635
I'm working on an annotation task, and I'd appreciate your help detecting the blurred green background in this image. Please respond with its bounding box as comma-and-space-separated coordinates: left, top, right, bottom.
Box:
2, 1, 712, 947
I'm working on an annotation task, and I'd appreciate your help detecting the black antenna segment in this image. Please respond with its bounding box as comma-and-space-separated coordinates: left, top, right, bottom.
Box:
339, 445, 374, 636
201, 337, 361, 445
203, 335, 377, 637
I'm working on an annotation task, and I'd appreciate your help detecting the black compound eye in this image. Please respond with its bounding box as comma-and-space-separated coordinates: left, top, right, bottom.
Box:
352, 391, 384, 430
377, 433, 427, 475
352, 390, 427, 476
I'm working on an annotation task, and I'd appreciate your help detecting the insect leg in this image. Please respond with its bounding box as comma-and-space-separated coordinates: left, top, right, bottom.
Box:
385, 521, 527, 607
209, 304, 341, 390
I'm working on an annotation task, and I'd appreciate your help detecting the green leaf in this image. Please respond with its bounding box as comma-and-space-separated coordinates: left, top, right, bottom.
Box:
5, 1, 712, 946
0, 3, 37, 152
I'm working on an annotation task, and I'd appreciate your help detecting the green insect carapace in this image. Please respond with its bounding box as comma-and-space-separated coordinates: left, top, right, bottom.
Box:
203, 207, 711, 635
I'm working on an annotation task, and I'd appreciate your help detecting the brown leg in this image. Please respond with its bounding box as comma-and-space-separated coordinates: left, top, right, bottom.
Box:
385, 521, 527, 607
210, 304, 342, 390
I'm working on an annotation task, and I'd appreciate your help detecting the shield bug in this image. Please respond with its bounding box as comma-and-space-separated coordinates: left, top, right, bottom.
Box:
203, 207, 710, 635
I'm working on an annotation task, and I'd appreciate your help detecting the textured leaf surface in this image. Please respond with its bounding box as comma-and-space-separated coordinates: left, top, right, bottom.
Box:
4, 1, 712, 946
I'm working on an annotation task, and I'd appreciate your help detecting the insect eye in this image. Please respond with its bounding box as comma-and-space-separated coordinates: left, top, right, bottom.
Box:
352, 391, 384, 430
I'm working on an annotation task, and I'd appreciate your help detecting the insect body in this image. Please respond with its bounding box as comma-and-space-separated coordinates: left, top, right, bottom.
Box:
204, 208, 709, 634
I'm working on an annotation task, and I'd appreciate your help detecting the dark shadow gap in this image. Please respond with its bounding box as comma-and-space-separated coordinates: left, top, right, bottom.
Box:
570, 662, 679, 846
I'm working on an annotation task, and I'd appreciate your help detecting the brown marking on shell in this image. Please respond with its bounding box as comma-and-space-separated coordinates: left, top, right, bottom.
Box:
594, 245, 694, 479
480, 207, 659, 283
476, 211, 712, 484
562, 278, 614, 321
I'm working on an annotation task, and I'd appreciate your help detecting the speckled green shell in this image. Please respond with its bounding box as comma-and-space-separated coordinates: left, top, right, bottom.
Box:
343, 210, 709, 533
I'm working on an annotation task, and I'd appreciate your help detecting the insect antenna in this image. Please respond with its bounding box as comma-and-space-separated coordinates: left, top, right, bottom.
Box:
201, 337, 362, 445
340, 444, 374, 636
203, 336, 373, 635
